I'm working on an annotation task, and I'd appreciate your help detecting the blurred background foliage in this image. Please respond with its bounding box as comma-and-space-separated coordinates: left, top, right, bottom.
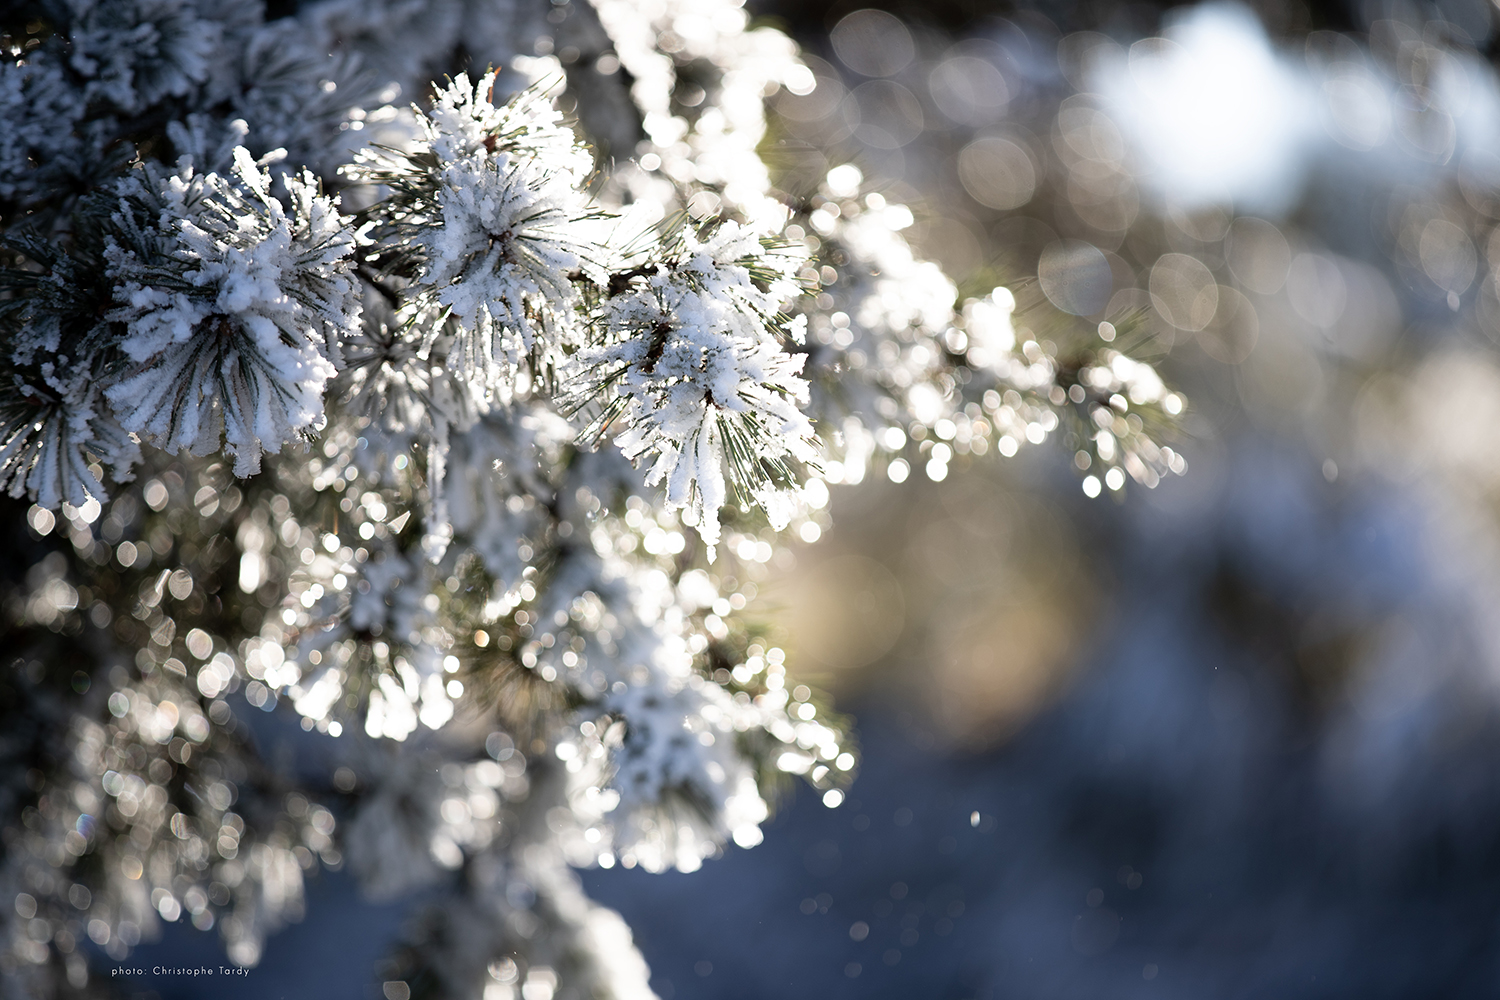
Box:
743, 0, 1500, 740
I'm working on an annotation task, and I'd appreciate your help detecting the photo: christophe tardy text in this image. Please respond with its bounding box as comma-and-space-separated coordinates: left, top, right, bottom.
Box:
111, 966, 251, 978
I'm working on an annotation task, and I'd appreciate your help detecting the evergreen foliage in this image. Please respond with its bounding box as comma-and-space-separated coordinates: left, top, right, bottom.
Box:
0, 3, 1183, 997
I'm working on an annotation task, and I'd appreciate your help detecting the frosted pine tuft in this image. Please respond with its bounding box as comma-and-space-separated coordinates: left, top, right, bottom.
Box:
103, 148, 360, 476
572, 221, 818, 549
347, 72, 596, 398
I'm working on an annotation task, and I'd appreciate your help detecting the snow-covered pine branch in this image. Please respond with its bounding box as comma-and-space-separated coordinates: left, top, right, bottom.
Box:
0, 3, 1187, 998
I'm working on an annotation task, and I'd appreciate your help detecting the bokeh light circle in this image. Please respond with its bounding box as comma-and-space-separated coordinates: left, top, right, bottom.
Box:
1038, 240, 1112, 316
